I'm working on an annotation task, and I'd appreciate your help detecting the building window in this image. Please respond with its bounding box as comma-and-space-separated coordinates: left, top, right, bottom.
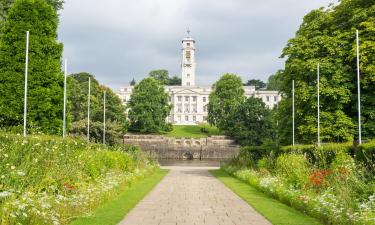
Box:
168, 97, 171, 102
274, 96, 278, 102
124, 88, 127, 92
178, 96, 182, 102
123, 98, 127, 103
192, 96, 197, 102
185, 116, 189, 121
192, 104, 197, 113
187, 74, 190, 78
184, 104, 189, 113
187, 43, 190, 47
177, 104, 182, 113
203, 97, 206, 102
185, 96, 189, 102
178, 115, 181, 122
186, 51, 191, 59
193, 116, 196, 121
187, 82, 190, 86
203, 116, 207, 121
266, 96, 270, 102
203, 105, 207, 112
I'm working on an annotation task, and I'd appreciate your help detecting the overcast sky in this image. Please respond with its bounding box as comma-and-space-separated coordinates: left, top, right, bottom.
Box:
58, 0, 335, 89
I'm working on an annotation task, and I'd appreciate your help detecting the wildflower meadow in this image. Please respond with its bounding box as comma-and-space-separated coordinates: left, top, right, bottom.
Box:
0, 133, 157, 224
223, 142, 375, 225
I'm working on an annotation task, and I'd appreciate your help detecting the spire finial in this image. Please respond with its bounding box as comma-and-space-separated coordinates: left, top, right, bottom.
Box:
187, 27, 190, 37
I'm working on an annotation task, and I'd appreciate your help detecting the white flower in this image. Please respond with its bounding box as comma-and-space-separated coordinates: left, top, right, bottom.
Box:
11, 166, 15, 170
17, 171, 26, 176
0, 191, 12, 198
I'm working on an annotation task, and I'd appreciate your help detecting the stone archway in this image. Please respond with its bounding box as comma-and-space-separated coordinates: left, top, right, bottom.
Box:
182, 151, 194, 160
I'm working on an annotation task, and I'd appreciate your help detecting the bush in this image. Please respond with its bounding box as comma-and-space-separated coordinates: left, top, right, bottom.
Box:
281, 143, 353, 168
275, 154, 311, 188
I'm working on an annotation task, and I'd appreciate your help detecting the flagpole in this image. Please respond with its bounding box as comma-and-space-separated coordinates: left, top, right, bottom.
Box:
356, 30, 362, 145
103, 91, 106, 144
317, 63, 321, 147
63, 59, 68, 138
23, 31, 30, 138
292, 80, 295, 146
87, 77, 91, 142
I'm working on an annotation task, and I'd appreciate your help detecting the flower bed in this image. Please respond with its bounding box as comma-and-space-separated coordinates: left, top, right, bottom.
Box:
0, 133, 157, 224
224, 147, 375, 225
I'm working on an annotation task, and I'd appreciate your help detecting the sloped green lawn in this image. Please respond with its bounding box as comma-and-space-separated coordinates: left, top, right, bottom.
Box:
165, 124, 222, 138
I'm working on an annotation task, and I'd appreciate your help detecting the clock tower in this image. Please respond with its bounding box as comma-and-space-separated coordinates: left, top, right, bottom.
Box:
181, 30, 196, 86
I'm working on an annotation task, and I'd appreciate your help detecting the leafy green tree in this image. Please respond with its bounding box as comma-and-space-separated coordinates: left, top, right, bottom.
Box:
168, 75, 182, 85
208, 74, 245, 130
0, 0, 64, 134
128, 77, 171, 133
276, 0, 375, 144
267, 70, 283, 91
149, 69, 169, 85
226, 97, 274, 146
0, 0, 63, 32
244, 79, 266, 90
68, 73, 128, 144
148, 69, 182, 85
130, 78, 136, 86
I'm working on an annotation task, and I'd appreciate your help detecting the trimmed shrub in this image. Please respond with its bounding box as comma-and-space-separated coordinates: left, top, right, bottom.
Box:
356, 140, 375, 172
281, 143, 353, 168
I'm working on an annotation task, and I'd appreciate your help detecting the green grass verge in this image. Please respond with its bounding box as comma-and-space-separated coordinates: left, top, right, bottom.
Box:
211, 169, 321, 225
165, 124, 222, 138
70, 169, 169, 225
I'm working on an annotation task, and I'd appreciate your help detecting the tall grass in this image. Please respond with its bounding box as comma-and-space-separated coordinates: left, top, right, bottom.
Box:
0, 132, 157, 224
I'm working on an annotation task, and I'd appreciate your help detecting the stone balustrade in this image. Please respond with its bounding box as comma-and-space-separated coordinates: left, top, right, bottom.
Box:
123, 134, 239, 159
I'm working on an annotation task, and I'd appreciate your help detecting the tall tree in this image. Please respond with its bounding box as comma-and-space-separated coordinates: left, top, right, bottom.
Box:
149, 69, 169, 85
267, 70, 283, 91
244, 79, 266, 90
276, 0, 375, 144
0, 0, 64, 134
207, 73, 245, 130
128, 77, 171, 133
68, 73, 128, 144
0, 0, 64, 32
226, 97, 274, 146
130, 78, 136, 86
168, 75, 182, 85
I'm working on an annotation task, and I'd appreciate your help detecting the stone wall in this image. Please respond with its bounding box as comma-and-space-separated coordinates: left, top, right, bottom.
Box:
123, 134, 239, 159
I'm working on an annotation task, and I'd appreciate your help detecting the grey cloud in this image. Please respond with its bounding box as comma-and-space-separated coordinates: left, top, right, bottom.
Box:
58, 0, 335, 89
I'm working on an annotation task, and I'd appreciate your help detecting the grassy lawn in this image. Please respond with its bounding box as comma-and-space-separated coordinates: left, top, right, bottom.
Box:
211, 170, 321, 225
70, 169, 169, 225
165, 124, 222, 138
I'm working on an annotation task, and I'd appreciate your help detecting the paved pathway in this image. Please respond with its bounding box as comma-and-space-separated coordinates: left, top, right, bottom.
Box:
119, 166, 271, 225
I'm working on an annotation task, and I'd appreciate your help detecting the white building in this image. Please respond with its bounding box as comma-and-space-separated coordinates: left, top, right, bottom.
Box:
117, 33, 281, 125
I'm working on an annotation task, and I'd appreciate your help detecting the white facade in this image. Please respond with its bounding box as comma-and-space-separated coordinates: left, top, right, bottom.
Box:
116, 34, 281, 125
